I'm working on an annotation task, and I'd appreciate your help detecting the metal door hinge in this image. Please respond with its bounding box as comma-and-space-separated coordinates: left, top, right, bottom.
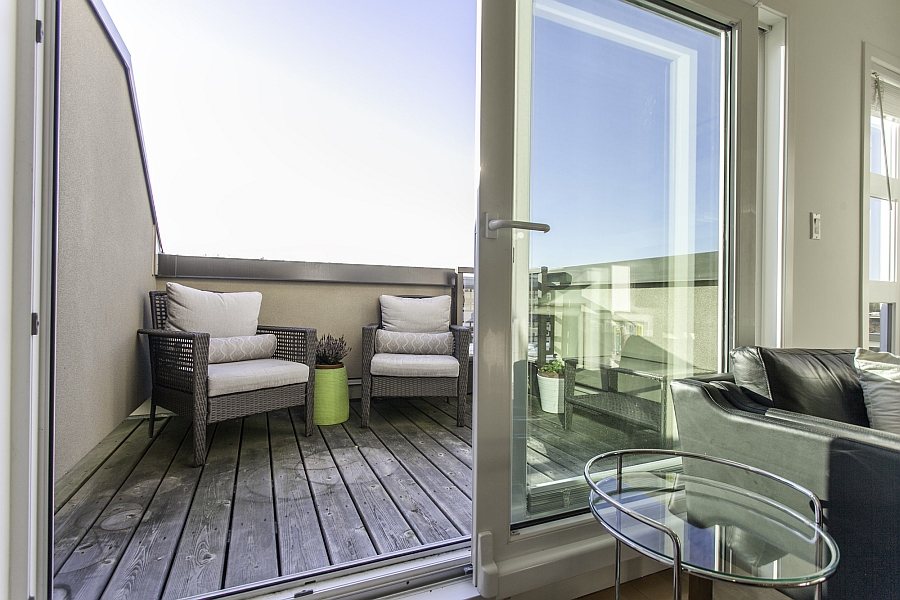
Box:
36, 20, 43, 43
31, 313, 39, 336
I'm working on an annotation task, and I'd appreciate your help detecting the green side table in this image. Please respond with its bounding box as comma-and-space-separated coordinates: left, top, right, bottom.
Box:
313, 364, 350, 425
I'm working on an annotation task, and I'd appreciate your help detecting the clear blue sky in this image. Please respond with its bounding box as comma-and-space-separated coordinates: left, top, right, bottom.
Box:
102, 0, 478, 268
529, 0, 722, 269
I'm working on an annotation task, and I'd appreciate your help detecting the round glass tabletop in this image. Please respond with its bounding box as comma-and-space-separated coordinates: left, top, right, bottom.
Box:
586, 450, 839, 588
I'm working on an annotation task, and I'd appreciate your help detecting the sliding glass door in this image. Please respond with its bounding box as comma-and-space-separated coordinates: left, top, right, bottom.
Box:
474, 0, 755, 595
511, 0, 727, 524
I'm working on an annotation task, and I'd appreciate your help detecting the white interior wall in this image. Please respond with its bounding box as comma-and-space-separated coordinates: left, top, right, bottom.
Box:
783, 0, 900, 347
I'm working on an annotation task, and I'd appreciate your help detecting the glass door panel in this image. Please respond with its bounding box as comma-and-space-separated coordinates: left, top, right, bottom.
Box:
512, 0, 727, 525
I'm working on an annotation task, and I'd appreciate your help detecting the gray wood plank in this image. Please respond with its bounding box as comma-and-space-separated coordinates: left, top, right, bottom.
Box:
162, 419, 242, 600
53, 418, 190, 600
527, 465, 555, 485
525, 445, 578, 481
99, 424, 205, 600
319, 424, 420, 553
406, 398, 472, 444
268, 410, 330, 576
420, 397, 472, 436
343, 423, 461, 544
224, 414, 279, 588
351, 405, 471, 534
372, 403, 472, 499
391, 400, 473, 468
54, 418, 171, 574
55, 419, 143, 513
292, 409, 377, 564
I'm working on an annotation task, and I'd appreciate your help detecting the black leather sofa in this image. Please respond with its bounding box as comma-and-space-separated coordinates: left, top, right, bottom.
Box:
671, 347, 900, 600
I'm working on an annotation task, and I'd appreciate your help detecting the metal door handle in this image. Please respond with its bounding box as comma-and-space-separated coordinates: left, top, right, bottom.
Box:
482, 213, 551, 238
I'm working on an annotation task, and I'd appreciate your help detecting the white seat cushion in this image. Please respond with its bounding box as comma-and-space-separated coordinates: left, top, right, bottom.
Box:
370, 354, 459, 378
207, 358, 309, 397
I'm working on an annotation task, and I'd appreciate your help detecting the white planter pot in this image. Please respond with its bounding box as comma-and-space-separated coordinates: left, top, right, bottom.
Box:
537, 373, 564, 413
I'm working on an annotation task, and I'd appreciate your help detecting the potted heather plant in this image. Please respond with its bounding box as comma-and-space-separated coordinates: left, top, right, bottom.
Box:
536, 358, 565, 413
313, 334, 351, 425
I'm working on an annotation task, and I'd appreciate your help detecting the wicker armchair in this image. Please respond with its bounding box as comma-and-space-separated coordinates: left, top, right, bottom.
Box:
139, 290, 315, 466
360, 296, 471, 428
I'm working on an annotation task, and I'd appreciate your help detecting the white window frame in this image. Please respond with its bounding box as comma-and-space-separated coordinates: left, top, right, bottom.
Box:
756, 5, 789, 348
860, 44, 900, 352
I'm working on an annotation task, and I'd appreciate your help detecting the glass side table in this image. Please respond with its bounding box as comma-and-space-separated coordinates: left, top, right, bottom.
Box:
585, 450, 839, 600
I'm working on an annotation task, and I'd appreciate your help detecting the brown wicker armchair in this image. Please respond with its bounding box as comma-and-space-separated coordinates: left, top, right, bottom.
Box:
360, 296, 471, 428
139, 290, 315, 466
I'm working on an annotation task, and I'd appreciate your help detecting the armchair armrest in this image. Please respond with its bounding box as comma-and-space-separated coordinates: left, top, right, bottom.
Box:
450, 325, 471, 362
257, 326, 316, 368
138, 328, 210, 394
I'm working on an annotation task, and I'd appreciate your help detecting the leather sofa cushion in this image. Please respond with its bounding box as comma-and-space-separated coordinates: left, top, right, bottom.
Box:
730, 347, 870, 427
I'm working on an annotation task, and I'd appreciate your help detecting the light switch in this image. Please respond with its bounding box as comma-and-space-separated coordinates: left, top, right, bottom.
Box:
811, 213, 821, 240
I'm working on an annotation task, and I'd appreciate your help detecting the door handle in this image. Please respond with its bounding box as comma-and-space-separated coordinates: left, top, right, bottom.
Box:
482, 212, 551, 239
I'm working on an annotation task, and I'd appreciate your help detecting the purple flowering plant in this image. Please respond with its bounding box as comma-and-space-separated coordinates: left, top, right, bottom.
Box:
316, 334, 351, 365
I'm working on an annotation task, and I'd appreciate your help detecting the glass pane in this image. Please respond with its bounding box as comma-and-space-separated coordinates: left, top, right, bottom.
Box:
869, 197, 896, 281
869, 302, 894, 352
871, 114, 900, 178
512, 0, 725, 524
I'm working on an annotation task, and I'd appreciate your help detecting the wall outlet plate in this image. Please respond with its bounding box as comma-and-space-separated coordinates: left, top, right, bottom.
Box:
811, 212, 821, 239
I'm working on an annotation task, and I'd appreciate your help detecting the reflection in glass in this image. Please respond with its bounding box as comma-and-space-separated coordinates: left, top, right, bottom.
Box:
513, 0, 726, 524
871, 114, 900, 178
870, 197, 896, 282
869, 302, 894, 353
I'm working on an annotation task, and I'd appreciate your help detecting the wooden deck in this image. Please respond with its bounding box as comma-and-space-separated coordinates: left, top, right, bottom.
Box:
53, 395, 655, 600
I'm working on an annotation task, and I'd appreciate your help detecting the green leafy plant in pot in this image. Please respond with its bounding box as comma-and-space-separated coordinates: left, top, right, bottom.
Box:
536, 358, 565, 414
314, 334, 352, 425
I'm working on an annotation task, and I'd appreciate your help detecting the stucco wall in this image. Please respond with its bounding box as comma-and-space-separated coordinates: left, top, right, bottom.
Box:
55, 0, 157, 479
784, 0, 900, 347
156, 277, 453, 382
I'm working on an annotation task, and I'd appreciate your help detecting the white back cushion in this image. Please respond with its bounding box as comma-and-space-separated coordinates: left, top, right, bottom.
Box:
165, 282, 262, 338
855, 348, 900, 435
380, 295, 451, 334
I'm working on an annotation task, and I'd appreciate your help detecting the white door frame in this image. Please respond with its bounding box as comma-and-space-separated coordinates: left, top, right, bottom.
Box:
472, 0, 760, 597
5, 1, 52, 599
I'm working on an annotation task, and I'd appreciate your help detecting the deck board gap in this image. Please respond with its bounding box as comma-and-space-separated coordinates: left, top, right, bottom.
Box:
155, 422, 218, 600
288, 409, 335, 567
266, 413, 283, 577
316, 422, 381, 554
218, 418, 244, 591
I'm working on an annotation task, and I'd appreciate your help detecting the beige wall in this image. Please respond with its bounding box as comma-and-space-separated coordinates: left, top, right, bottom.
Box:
156, 278, 453, 382
55, 0, 157, 479
784, 0, 900, 347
